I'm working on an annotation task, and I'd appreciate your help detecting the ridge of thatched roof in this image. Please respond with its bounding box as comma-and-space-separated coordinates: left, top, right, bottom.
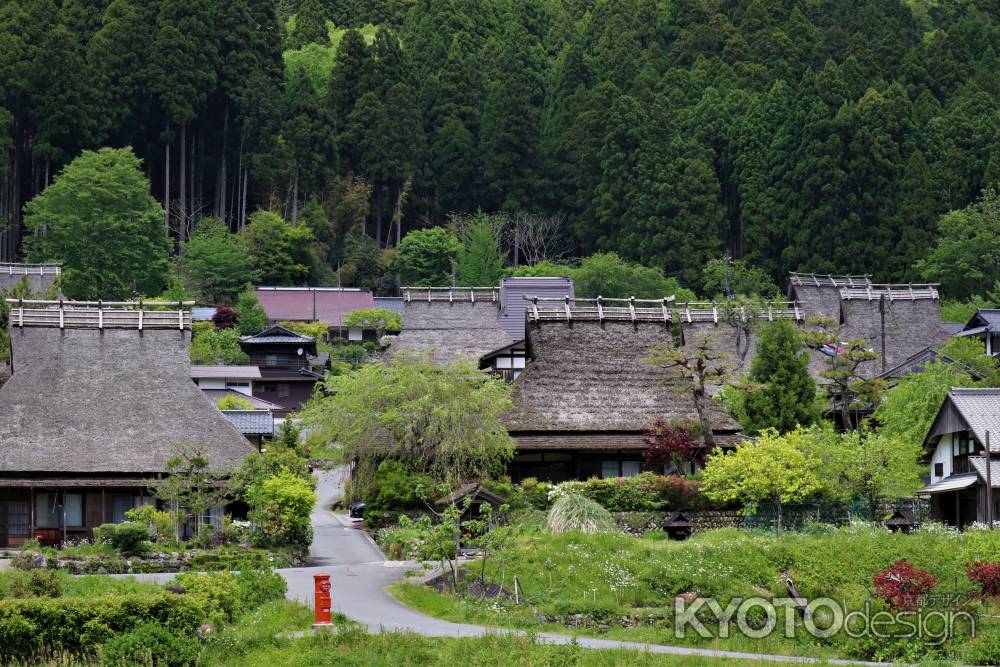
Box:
401, 286, 500, 303
505, 319, 741, 433
0, 326, 255, 474
0, 263, 61, 293
390, 295, 513, 364
788, 272, 872, 288
839, 284, 939, 301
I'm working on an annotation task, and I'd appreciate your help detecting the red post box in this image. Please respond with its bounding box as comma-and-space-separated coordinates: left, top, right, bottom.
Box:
313, 573, 332, 626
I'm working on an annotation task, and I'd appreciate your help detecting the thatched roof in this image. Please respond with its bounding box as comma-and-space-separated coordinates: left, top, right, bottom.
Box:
788, 273, 871, 319
505, 318, 741, 433
390, 287, 513, 364
0, 326, 255, 474
513, 432, 743, 451
0, 264, 61, 293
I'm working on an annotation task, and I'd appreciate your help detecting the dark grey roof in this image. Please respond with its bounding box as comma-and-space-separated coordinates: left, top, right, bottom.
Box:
925, 388, 1000, 453
963, 309, 1000, 333
220, 410, 274, 436
970, 456, 1000, 488
0, 327, 254, 474
239, 324, 316, 345
373, 297, 405, 316
498, 277, 574, 340
941, 322, 965, 336
876, 347, 983, 383
920, 472, 980, 494
390, 298, 513, 364
505, 319, 741, 433
200, 388, 284, 411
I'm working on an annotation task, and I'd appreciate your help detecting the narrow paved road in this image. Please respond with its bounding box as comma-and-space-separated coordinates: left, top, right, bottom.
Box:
122, 468, 893, 666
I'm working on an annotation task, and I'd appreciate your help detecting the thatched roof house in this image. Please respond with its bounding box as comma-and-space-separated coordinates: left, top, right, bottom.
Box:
0, 300, 254, 546
787, 272, 871, 319
503, 298, 741, 482
677, 301, 804, 371
390, 287, 513, 364
0, 263, 61, 293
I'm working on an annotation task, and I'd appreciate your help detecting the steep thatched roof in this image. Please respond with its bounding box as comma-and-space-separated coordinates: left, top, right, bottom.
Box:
390, 287, 513, 364
0, 326, 254, 474
788, 273, 871, 319
0, 264, 61, 293
505, 318, 741, 433
676, 302, 803, 373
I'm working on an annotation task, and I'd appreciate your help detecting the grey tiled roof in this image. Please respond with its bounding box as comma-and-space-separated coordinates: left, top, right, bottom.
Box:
970, 456, 1000, 487
949, 389, 1000, 452
221, 410, 274, 435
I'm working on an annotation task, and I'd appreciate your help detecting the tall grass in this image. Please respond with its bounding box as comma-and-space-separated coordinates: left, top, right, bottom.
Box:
546, 494, 615, 534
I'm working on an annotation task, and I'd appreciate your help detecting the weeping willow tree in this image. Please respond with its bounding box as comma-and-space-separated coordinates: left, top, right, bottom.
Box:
300, 352, 515, 492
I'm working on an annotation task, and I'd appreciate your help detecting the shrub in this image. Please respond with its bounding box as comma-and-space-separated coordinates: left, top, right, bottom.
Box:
235, 569, 287, 611
546, 494, 615, 534
517, 478, 552, 510
967, 560, 1000, 597
0, 593, 204, 659
368, 459, 433, 510
247, 470, 317, 549
125, 505, 175, 541
873, 560, 936, 611
547, 473, 715, 512
94, 522, 150, 556
9, 570, 62, 598
175, 571, 243, 625
216, 393, 255, 410
962, 627, 1000, 665
102, 622, 201, 667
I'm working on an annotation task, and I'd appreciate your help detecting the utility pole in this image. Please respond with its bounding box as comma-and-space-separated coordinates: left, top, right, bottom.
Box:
988, 431, 994, 529
879, 294, 887, 372
723, 254, 734, 299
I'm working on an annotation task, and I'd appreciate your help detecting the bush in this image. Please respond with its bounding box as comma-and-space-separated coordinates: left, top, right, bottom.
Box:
0, 593, 204, 659
967, 560, 1000, 597
235, 569, 287, 611
8, 570, 62, 598
547, 473, 715, 512
368, 460, 433, 510
546, 494, 615, 534
125, 505, 175, 541
248, 470, 316, 549
517, 478, 552, 510
873, 560, 936, 611
175, 571, 243, 625
962, 627, 1000, 665
94, 522, 150, 556
102, 622, 201, 667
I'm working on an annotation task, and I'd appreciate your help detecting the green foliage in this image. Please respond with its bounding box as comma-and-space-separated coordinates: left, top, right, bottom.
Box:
549, 474, 716, 512
940, 296, 994, 324
290, 0, 329, 48
216, 394, 255, 410
229, 446, 314, 501
737, 320, 820, 434
919, 189, 1000, 300
233, 569, 287, 613
8, 570, 62, 599
23, 147, 170, 300
394, 227, 463, 286
93, 522, 150, 556
938, 336, 1000, 385
179, 218, 258, 304
546, 494, 616, 534
234, 288, 269, 336
102, 622, 201, 667
343, 307, 401, 337
702, 257, 779, 298
123, 505, 175, 542
190, 321, 249, 365
244, 211, 314, 285
174, 571, 244, 625
366, 459, 433, 510
247, 469, 317, 549
454, 213, 506, 287
573, 253, 696, 300
300, 353, 515, 488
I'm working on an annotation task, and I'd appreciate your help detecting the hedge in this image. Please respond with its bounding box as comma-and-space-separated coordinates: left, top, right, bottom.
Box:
0, 593, 204, 659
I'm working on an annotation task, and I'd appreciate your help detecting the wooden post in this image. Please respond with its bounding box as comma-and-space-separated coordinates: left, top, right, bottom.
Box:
987, 431, 994, 529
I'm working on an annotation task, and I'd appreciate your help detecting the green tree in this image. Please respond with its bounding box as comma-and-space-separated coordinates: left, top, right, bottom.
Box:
179, 218, 258, 303
701, 430, 823, 531
243, 211, 314, 285
455, 213, 505, 287
24, 147, 170, 300
803, 318, 883, 430
155, 444, 228, 541
190, 321, 249, 364
739, 320, 820, 435
918, 188, 1000, 300
290, 0, 328, 48
701, 257, 778, 298
343, 307, 401, 339
299, 353, 515, 491
572, 253, 696, 301
247, 469, 316, 549
234, 288, 268, 335
394, 227, 462, 286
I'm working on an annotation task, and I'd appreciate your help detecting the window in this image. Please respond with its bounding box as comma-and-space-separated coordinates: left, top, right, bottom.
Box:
348, 326, 363, 341
277, 383, 290, 398
226, 382, 250, 390
261, 383, 276, 393
265, 354, 279, 367
601, 461, 620, 479
621, 461, 640, 477
496, 357, 513, 369
512, 357, 526, 369
112, 495, 134, 523
602, 460, 641, 479
64, 494, 83, 527
34, 493, 60, 528
934, 463, 944, 478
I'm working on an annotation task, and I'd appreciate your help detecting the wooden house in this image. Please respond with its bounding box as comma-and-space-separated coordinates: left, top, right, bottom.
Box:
502, 297, 742, 482
238, 325, 323, 416
390, 287, 514, 364
919, 388, 1000, 528
956, 309, 1000, 357
0, 300, 254, 547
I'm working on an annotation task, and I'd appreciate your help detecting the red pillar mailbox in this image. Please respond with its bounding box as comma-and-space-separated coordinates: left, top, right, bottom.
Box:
313, 573, 332, 626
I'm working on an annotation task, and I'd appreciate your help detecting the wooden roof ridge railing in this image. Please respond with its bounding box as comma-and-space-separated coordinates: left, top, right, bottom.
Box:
5, 299, 196, 331
677, 301, 803, 323
838, 284, 940, 301
524, 295, 676, 323
401, 286, 499, 303
0, 263, 62, 276
788, 272, 872, 288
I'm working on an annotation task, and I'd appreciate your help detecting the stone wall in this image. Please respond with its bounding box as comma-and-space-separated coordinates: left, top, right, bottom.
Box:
612, 510, 743, 536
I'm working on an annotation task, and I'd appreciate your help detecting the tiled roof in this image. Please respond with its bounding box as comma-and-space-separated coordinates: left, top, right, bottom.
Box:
970, 456, 1000, 488
255, 287, 375, 326
220, 410, 274, 435
920, 473, 980, 494
948, 388, 1000, 452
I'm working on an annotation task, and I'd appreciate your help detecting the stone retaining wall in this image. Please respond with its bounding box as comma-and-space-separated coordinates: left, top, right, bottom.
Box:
612, 510, 743, 536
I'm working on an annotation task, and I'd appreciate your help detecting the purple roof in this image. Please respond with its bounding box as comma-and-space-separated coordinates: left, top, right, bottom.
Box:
255, 287, 375, 326
498, 276, 574, 340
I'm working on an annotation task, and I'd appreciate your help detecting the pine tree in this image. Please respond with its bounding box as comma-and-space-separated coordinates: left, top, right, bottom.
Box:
740, 320, 820, 435
291, 0, 329, 48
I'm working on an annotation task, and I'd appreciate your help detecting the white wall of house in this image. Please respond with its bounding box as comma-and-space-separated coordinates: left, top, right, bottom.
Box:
194, 378, 253, 396
930, 432, 955, 482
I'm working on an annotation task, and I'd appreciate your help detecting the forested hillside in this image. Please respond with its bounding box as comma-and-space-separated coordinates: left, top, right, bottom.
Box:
2, 0, 999, 291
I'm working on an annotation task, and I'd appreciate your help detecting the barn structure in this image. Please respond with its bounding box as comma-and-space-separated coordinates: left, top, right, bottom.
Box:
0, 299, 254, 547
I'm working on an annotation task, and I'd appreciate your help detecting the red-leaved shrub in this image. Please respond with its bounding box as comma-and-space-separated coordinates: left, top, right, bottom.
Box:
873, 560, 936, 611
967, 561, 1000, 597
